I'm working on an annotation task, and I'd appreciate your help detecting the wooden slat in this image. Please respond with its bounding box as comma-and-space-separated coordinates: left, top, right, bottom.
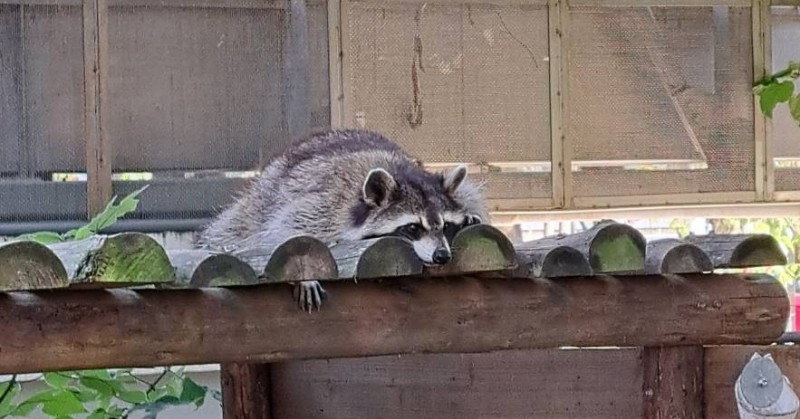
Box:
284, 0, 311, 139
167, 249, 258, 288
705, 345, 800, 418
48, 233, 174, 287
425, 224, 517, 276
221, 362, 272, 419
83, 0, 112, 217
0, 241, 68, 291
685, 234, 788, 268
642, 346, 704, 419
271, 349, 643, 419
0, 273, 786, 374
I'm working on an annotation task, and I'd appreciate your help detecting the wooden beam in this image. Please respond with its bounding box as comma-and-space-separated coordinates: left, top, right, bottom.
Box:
167, 249, 258, 288
221, 362, 272, 419
0, 273, 786, 374
645, 239, 712, 274
284, 0, 311, 138
83, 0, 112, 217
685, 234, 788, 269
642, 346, 704, 419
0, 241, 68, 291
425, 224, 517, 276
47, 233, 174, 287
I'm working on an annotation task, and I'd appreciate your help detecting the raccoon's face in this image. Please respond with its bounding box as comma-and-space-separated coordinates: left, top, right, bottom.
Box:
350, 164, 484, 265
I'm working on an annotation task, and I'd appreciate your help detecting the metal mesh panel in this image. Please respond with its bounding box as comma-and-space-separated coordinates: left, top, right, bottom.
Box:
772, 6, 800, 192
345, 1, 551, 201
567, 6, 755, 199
0, 4, 87, 223
106, 0, 330, 220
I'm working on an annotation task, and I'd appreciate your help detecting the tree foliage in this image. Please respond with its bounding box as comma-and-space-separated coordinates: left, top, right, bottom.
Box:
754, 61, 800, 124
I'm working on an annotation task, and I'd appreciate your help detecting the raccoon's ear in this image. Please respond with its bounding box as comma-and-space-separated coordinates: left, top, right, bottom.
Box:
443, 164, 468, 194
362, 168, 397, 207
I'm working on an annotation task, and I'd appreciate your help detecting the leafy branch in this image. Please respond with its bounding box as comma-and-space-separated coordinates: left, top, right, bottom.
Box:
753, 61, 800, 124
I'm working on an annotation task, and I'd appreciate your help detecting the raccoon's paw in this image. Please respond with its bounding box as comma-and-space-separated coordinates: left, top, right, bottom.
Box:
293, 280, 328, 312
463, 214, 482, 227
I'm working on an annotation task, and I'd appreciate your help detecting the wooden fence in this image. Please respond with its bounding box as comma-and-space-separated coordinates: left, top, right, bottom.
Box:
0, 219, 795, 418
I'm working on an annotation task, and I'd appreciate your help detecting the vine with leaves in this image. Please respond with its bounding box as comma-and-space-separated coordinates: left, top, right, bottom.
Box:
753, 61, 800, 125
0, 186, 221, 418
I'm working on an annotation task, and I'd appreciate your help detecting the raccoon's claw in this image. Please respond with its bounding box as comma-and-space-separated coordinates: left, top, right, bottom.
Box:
293, 280, 327, 312
464, 214, 482, 227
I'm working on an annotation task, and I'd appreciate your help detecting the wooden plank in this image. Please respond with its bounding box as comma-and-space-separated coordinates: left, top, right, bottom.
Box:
327, 0, 343, 127
47, 233, 174, 287
0, 240, 69, 291
549, 0, 565, 208
221, 362, 272, 419
0, 273, 786, 374
330, 237, 423, 280
271, 348, 643, 419
84, 0, 113, 217
645, 238, 712, 274
642, 346, 704, 419
284, 0, 311, 139
425, 224, 517, 276
705, 345, 800, 418
166, 249, 258, 288
685, 234, 788, 268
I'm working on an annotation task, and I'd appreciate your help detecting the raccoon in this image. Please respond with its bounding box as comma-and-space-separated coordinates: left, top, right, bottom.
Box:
196, 129, 489, 311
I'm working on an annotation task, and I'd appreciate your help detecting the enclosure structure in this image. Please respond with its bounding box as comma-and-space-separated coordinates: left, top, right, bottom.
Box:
0, 221, 795, 417
1, 0, 800, 233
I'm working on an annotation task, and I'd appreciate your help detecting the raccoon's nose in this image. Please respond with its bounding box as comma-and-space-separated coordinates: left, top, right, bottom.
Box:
432, 248, 452, 264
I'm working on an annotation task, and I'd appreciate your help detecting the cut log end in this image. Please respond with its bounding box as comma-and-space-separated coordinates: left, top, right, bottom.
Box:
261, 235, 338, 283
0, 241, 69, 291
589, 222, 646, 274
428, 224, 517, 276
514, 245, 592, 278
731, 235, 788, 268
74, 233, 174, 287
646, 239, 713, 274
356, 237, 423, 280
193, 254, 259, 287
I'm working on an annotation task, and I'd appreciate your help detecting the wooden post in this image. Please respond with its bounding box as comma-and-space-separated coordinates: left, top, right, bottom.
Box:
221, 362, 272, 419
642, 346, 704, 419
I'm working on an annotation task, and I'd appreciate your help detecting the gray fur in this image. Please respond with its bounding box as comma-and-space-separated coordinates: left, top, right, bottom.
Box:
195, 129, 489, 309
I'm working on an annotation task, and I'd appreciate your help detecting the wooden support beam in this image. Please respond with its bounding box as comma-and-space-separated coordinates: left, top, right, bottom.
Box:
330, 237, 423, 280
645, 239, 713, 274
426, 224, 517, 276
0, 273, 786, 374
0, 241, 68, 291
221, 362, 272, 419
685, 234, 788, 268
167, 249, 258, 288
642, 346, 704, 419
48, 233, 173, 287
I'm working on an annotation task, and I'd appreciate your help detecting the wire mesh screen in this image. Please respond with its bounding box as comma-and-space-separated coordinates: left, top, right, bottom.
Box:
567, 6, 755, 201
772, 6, 800, 192
107, 0, 330, 220
344, 0, 551, 202
0, 4, 87, 224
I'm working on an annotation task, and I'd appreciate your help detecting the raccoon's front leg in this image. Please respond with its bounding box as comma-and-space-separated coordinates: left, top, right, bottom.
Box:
464, 214, 482, 227
293, 280, 327, 312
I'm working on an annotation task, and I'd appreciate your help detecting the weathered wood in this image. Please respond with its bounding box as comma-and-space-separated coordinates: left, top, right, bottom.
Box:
167, 249, 258, 288
642, 346, 704, 419
524, 220, 646, 274
685, 234, 788, 269
0, 241, 69, 291
0, 273, 786, 374
47, 233, 173, 287
426, 224, 517, 276
734, 352, 799, 419
233, 235, 338, 283
645, 239, 713, 274
271, 349, 644, 419
221, 362, 272, 419
330, 237, 423, 280
512, 239, 593, 278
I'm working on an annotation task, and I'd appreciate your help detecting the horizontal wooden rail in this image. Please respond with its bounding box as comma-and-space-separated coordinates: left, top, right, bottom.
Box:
0, 273, 787, 374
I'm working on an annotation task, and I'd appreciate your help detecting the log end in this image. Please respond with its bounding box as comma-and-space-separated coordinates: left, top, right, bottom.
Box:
192, 254, 259, 287
514, 246, 593, 278
589, 221, 646, 274
76, 233, 174, 286
730, 235, 788, 268
356, 237, 424, 280
646, 239, 713, 274
0, 241, 69, 291
262, 235, 338, 282
427, 224, 517, 276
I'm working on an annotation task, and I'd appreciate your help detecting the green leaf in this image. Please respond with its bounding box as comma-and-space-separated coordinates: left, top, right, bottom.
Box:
759, 81, 794, 118
8, 402, 38, 417
43, 373, 72, 389
79, 377, 115, 399
179, 378, 207, 408
15, 232, 64, 244
40, 391, 85, 416
0, 381, 21, 416
117, 390, 147, 405
789, 94, 800, 124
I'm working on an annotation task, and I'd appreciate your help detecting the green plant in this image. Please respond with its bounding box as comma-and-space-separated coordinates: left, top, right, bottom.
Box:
2, 185, 222, 418
753, 61, 800, 125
